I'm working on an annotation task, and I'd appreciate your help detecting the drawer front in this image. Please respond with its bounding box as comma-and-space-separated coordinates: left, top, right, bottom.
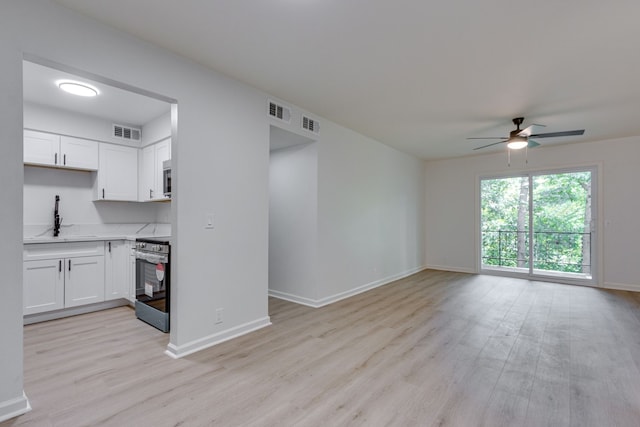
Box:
24, 241, 104, 261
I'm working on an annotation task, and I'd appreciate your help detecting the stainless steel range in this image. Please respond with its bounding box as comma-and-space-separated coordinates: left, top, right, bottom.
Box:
134, 238, 170, 332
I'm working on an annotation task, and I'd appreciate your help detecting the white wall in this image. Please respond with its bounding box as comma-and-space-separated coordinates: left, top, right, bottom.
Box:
25, 101, 171, 147
317, 123, 426, 304
24, 102, 142, 146
269, 142, 318, 303
1, 0, 270, 419
266, 103, 426, 307
2, 1, 427, 420
424, 137, 640, 291
142, 111, 172, 146
0, 3, 26, 419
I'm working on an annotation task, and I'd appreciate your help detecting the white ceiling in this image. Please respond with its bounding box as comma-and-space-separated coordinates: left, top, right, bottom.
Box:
23, 61, 170, 127
54, 0, 640, 159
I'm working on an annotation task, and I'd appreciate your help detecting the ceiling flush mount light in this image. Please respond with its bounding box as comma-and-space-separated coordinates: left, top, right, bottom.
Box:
57, 80, 99, 97
506, 135, 528, 150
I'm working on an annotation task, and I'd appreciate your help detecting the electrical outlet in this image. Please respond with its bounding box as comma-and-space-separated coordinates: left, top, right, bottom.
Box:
215, 308, 224, 324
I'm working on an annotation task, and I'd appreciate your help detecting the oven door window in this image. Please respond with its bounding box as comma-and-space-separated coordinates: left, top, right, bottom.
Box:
136, 259, 167, 312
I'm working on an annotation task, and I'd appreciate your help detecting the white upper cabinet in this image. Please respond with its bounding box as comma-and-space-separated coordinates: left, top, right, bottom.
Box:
95, 143, 138, 201
60, 136, 99, 170
139, 144, 155, 201
24, 130, 60, 166
24, 130, 98, 171
139, 138, 170, 202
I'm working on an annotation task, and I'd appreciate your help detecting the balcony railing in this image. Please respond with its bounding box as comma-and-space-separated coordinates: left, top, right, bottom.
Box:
482, 230, 591, 274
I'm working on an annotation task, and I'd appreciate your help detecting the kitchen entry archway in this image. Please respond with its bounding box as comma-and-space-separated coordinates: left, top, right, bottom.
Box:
479, 167, 597, 286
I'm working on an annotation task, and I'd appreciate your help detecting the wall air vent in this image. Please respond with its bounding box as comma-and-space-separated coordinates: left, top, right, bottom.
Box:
302, 116, 320, 134
268, 100, 291, 123
112, 124, 141, 142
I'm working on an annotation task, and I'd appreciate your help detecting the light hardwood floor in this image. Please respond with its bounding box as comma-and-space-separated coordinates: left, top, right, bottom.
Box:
3, 270, 640, 426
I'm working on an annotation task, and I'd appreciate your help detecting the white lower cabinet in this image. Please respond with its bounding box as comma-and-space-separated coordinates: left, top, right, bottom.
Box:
64, 256, 105, 307
23, 259, 65, 315
104, 240, 129, 301
23, 242, 105, 315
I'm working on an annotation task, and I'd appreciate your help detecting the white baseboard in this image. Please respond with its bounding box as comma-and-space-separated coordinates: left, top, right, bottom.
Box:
425, 264, 476, 274
267, 289, 319, 308
165, 316, 272, 359
23, 299, 129, 325
269, 265, 427, 308
603, 282, 640, 292
0, 392, 31, 423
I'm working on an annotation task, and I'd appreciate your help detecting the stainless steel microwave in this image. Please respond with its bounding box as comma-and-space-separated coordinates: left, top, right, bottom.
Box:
162, 160, 171, 197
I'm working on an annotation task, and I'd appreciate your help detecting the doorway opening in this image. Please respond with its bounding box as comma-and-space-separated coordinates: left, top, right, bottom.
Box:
22, 56, 177, 327
480, 168, 596, 284
268, 125, 317, 309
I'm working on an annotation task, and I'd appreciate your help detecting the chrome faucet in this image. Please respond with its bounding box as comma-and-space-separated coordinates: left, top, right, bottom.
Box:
53, 195, 62, 237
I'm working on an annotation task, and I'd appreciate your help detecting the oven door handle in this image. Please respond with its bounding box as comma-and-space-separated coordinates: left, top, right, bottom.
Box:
134, 251, 169, 264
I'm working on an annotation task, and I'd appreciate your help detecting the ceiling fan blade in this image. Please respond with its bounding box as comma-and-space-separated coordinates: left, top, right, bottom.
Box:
527, 139, 540, 148
466, 137, 508, 140
517, 123, 545, 137
529, 129, 585, 138
473, 140, 506, 150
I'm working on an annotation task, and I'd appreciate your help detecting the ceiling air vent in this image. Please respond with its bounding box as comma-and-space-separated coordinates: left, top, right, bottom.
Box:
268, 100, 291, 123
302, 116, 320, 134
112, 124, 141, 142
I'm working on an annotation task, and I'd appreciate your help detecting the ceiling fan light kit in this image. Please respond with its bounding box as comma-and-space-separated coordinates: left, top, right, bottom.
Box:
506, 136, 528, 150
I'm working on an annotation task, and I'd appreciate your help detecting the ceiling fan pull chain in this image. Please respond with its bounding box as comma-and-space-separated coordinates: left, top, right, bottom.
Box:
508, 148, 511, 167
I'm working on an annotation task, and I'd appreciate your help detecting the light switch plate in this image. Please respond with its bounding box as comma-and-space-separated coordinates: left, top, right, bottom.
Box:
205, 214, 214, 229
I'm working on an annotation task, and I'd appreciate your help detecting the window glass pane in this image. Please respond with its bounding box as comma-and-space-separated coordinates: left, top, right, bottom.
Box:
532, 171, 592, 277
480, 176, 529, 270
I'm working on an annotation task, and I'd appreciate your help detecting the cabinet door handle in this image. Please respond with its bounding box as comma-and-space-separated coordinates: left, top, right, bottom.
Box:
68, 259, 71, 272
63, 154, 66, 165
150, 189, 153, 199
59, 260, 62, 272
102, 188, 105, 199
54, 153, 58, 165
108, 242, 111, 253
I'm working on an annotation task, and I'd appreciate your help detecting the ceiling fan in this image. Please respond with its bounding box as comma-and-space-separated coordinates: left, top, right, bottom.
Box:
468, 117, 585, 151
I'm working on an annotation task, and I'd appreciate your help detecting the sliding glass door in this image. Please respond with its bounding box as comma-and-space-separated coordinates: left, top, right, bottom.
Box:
480, 168, 595, 283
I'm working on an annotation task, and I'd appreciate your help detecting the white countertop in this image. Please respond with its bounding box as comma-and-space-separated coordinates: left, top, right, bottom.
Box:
24, 223, 171, 244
